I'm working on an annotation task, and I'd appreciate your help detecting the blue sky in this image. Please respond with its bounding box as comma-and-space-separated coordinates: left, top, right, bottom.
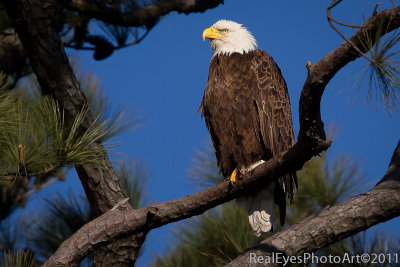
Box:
21, 0, 400, 265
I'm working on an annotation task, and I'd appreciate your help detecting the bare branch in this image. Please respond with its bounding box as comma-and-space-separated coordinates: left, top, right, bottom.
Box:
224, 140, 400, 267
327, 1, 374, 64
68, 0, 224, 27
325, 0, 364, 29
299, 5, 400, 145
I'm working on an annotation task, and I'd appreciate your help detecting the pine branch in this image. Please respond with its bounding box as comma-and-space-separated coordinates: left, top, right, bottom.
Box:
68, 0, 224, 27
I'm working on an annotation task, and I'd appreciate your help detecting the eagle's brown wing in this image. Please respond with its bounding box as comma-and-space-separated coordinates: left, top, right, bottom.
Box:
251, 50, 297, 208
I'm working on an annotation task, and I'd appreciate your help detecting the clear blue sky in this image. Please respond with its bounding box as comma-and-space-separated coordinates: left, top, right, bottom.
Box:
25, 0, 400, 265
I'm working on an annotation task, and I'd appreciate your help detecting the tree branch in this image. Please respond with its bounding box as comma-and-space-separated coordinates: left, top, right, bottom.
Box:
68, 0, 224, 27
224, 140, 400, 267
298, 5, 400, 145
43, 139, 330, 266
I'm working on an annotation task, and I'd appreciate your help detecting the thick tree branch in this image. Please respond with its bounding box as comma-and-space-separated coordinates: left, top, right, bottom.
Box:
68, 0, 224, 27
225, 140, 400, 267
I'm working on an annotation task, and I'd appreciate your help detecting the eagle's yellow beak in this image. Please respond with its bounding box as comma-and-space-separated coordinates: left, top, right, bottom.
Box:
203, 27, 225, 41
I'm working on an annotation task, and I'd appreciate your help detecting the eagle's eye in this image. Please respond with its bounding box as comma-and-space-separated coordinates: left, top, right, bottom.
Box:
222, 29, 228, 33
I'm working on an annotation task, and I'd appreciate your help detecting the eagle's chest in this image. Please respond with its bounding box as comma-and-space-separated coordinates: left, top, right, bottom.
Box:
208, 59, 251, 96
204, 60, 258, 144
206, 60, 254, 116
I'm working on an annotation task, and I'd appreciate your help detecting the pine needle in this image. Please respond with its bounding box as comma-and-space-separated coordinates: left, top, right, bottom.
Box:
1, 250, 38, 267
357, 19, 400, 113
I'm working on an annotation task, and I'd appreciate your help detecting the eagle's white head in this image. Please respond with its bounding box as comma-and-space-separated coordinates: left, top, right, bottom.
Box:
203, 20, 257, 56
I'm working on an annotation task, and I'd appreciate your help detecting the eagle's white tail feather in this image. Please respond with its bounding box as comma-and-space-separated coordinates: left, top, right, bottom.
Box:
238, 183, 275, 237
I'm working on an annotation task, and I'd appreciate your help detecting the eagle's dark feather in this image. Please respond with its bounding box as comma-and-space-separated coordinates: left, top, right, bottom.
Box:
200, 49, 297, 225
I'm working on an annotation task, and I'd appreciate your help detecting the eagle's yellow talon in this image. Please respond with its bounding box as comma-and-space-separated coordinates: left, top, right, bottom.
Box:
229, 169, 237, 183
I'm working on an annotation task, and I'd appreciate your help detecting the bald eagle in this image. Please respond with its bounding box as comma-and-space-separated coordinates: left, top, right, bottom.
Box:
200, 20, 297, 237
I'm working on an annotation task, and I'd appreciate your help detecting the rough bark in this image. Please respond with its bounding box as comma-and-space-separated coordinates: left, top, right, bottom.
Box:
43, 5, 400, 266
225, 141, 400, 266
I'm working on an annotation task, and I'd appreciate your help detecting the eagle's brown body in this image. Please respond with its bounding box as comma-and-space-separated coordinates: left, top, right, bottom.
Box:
200, 49, 297, 225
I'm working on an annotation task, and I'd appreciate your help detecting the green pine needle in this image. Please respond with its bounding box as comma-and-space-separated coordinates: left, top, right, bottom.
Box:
1, 250, 38, 267
358, 19, 400, 113
0, 90, 114, 179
